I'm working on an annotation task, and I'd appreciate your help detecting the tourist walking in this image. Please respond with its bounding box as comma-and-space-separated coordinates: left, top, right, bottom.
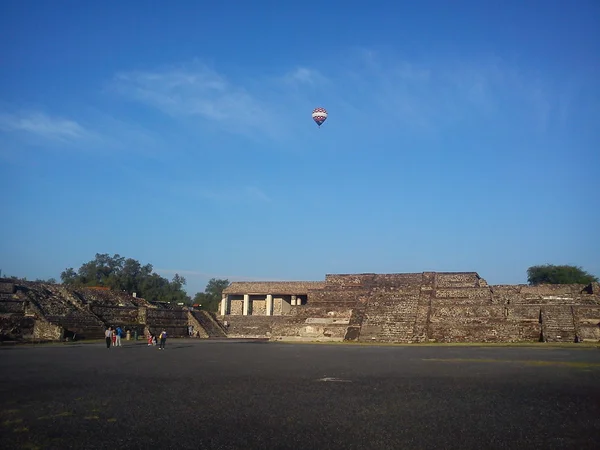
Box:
159, 329, 167, 350
115, 326, 123, 347
105, 327, 112, 349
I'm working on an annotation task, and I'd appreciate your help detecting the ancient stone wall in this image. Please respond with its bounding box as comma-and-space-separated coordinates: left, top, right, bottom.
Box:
0, 300, 26, 314
359, 287, 421, 342
4, 273, 599, 343
427, 305, 542, 343
146, 309, 189, 337
0, 281, 16, 294
434, 287, 492, 301
224, 316, 280, 338
90, 305, 139, 327
33, 319, 63, 341
435, 272, 481, 288
574, 306, 600, 341
252, 299, 266, 316
230, 299, 243, 315
0, 280, 193, 341
0, 315, 35, 341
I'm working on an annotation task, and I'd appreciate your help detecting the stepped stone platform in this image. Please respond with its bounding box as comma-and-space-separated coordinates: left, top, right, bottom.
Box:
0, 279, 217, 342
219, 272, 600, 344
2, 273, 599, 344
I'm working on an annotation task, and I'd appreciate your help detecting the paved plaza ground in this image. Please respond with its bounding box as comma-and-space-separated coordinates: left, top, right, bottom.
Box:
1, 339, 600, 449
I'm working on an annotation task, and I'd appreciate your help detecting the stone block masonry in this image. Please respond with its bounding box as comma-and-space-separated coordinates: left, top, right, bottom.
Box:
0, 278, 219, 342
219, 272, 600, 344
3, 271, 600, 344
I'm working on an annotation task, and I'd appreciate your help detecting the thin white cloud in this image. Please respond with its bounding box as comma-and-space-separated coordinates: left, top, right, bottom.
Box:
0, 107, 174, 161
0, 111, 91, 142
6, 52, 564, 158
111, 61, 290, 140
282, 67, 328, 86
342, 51, 562, 134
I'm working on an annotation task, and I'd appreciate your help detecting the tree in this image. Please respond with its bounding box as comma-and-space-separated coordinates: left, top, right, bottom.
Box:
35, 277, 57, 284
60, 268, 77, 284
58, 253, 191, 304
527, 264, 598, 285
193, 278, 230, 312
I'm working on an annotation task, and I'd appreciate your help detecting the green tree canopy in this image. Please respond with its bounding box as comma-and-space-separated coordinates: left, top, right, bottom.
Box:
60, 253, 191, 304
193, 278, 230, 312
527, 264, 598, 285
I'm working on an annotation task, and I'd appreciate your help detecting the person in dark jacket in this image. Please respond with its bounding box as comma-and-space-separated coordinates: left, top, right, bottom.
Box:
159, 329, 167, 350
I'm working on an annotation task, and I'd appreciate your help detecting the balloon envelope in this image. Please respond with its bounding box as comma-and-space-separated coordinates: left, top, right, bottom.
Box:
312, 107, 328, 127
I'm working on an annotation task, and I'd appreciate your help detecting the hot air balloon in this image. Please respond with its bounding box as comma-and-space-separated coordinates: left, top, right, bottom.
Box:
312, 107, 328, 128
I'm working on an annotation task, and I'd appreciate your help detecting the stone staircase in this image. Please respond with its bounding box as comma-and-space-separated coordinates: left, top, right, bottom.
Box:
44, 313, 107, 340
20, 285, 107, 339
191, 311, 227, 338
541, 306, 576, 342
344, 306, 366, 341
359, 287, 421, 342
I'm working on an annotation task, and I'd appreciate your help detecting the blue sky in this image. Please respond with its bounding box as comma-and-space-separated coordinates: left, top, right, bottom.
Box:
1, 0, 599, 295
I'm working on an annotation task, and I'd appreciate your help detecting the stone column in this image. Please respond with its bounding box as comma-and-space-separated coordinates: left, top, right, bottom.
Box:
220, 294, 228, 315
243, 294, 250, 316
291, 295, 297, 306
266, 294, 273, 316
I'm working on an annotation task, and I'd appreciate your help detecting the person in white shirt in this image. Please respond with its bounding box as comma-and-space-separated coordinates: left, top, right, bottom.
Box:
105, 327, 112, 349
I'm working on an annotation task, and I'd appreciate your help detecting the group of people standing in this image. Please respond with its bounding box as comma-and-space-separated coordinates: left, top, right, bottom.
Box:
104, 326, 168, 350
104, 326, 124, 348
147, 330, 168, 349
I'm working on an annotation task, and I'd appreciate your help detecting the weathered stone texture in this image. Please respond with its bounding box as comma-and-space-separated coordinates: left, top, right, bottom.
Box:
307, 287, 367, 306
217, 272, 600, 344
0, 279, 208, 341
223, 281, 325, 295
33, 319, 63, 341
4, 273, 600, 344
435, 273, 481, 288
293, 306, 353, 318
224, 316, 280, 338
271, 318, 348, 342
0, 282, 16, 294
0, 315, 35, 341
541, 306, 576, 342
430, 305, 507, 321
574, 306, 600, 341
252, 299, 266, 316
325, 273, 424, 287
0, 299, 26, 313
490, 286, 522, 304
90, 305, 139, 326
230, 299, 243, 315
191, 311, 226, 338
435, 287, 492, 300
146, 309, 189, 337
